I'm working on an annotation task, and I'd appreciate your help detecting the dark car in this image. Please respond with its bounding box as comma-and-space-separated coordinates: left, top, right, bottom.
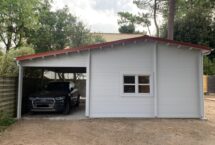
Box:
28, 81, 80, 114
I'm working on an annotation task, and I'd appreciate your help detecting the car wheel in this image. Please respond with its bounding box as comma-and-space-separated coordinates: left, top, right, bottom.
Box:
63, 102, 71, 115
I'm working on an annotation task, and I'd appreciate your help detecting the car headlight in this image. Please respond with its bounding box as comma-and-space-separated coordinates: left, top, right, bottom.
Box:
55, 96, 65, 101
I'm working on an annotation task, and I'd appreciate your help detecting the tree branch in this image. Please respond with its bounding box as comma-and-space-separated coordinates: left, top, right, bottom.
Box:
0, 33, 7, 47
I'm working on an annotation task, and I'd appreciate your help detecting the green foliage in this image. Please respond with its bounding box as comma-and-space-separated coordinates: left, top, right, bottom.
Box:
0, 47, 35, 76
204, 56, 215, 75
26, 2, 98, 53
91, 35, 106, 44
117, 12, 136, 33
118, 12, 137, 25
0, 0, 41, 51
161, 10, 214, 46
118, 0, 167, 35
160, 0, 215, 74
117, 11, 148, 34
0, 111, 16, 127
68, 22, 93, 47
0, 51, 3, 56
118, 24, 135, 34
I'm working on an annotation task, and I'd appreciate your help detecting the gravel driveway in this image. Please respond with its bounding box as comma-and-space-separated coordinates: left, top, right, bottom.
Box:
0, 96, 215, 145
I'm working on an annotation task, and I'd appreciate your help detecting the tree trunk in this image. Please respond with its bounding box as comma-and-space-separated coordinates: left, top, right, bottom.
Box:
6, 32, 12, 52
73, 73, 77, 83
167, 0, 176, 40
153, 0, 159, 37
146, 24, 151, 36
15, 33, 23, 48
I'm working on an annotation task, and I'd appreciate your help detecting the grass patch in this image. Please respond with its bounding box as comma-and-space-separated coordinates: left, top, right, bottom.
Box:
0, 111, 16, 132
0, 117, 16, 126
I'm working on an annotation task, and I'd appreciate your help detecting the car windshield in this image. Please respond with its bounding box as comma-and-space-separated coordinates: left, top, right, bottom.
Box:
46, 82, 69, 92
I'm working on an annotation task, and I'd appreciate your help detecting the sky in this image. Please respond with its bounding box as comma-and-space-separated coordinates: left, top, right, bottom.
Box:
52, 0, 141, 33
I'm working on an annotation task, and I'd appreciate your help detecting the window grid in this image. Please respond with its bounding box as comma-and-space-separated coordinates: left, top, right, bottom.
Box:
123, 74, 151, 96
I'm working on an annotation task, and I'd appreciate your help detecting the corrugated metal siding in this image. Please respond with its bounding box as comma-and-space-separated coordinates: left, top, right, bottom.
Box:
157, 45, 200, 118
90, 42, 155, 117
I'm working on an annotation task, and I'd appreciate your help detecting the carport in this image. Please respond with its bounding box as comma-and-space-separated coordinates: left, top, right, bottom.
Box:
16, 36, 211, 119
16, 50, 91, 119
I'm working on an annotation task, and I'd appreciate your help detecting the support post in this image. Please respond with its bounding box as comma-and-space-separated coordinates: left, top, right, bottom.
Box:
153, 43, 158, 117
198, 52, 204, 119
86, 50, 91, 117
17, 64, 23, 119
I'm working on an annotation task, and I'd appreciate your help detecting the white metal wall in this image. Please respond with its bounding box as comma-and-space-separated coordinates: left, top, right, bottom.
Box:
90, 42, 155, 117
157, 45, 200, 118
20, 52, 89, 67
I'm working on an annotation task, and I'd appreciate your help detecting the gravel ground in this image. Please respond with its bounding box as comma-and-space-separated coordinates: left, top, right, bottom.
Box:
0, 95, 215, 145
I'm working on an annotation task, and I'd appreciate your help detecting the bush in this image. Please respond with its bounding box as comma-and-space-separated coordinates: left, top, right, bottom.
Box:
0, 47, 35, 77
0, 111, 16, 132
204, 56, 215, 75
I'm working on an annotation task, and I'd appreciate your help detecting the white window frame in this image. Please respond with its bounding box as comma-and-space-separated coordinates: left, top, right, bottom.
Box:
120, 73, 153, 97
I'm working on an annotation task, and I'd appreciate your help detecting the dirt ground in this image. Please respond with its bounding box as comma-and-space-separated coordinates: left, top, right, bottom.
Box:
0, 96, 215, 145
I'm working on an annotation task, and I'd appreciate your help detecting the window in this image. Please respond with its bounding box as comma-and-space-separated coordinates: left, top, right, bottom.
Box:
122, 74, 152, 96
123, 76, 135, 93
138, 76, 150, 93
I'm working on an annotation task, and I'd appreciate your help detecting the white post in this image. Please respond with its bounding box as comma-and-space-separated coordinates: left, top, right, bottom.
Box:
86, 50, 91, 117
17, 64, 23, 119
198, 52, 204, 119
153, 43, 158, 117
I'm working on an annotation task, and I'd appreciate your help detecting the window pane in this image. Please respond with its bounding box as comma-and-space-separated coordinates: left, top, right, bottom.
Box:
138, 85, 150, 93
138, 76, 149, 84
124, 76, 135, 84
124, 85, 135, 93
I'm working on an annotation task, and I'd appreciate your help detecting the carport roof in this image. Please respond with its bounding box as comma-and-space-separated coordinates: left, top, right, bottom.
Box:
16, 35, 212, 61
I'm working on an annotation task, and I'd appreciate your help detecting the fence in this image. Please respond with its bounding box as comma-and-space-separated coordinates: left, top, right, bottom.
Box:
208, 75, 215, 94
0, 77, 17, 117
204, 75, 215, 94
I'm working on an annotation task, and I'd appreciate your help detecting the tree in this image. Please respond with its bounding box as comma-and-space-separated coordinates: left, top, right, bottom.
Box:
161, 0, 215, 50
91, 35, 106, 44
0, 0, 41, 52
161, 0, 215, 74
0, 47, 35, 76
167, 0, 176, 40
26, 2, 103, 53
117, 11, 150, 34
117, 0, 167, 36
117, 12, 136, 34
135, 0, 171, 36
118, 24, 135, 34
204, 56, 215, 75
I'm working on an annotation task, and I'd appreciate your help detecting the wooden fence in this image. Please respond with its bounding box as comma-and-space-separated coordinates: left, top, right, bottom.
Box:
204, 75, 215, 94
0, 77, 17, 117
207, 75, 215, 94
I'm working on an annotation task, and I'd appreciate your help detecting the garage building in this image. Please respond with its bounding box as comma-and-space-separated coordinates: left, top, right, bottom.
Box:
16, 35, 212, 119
